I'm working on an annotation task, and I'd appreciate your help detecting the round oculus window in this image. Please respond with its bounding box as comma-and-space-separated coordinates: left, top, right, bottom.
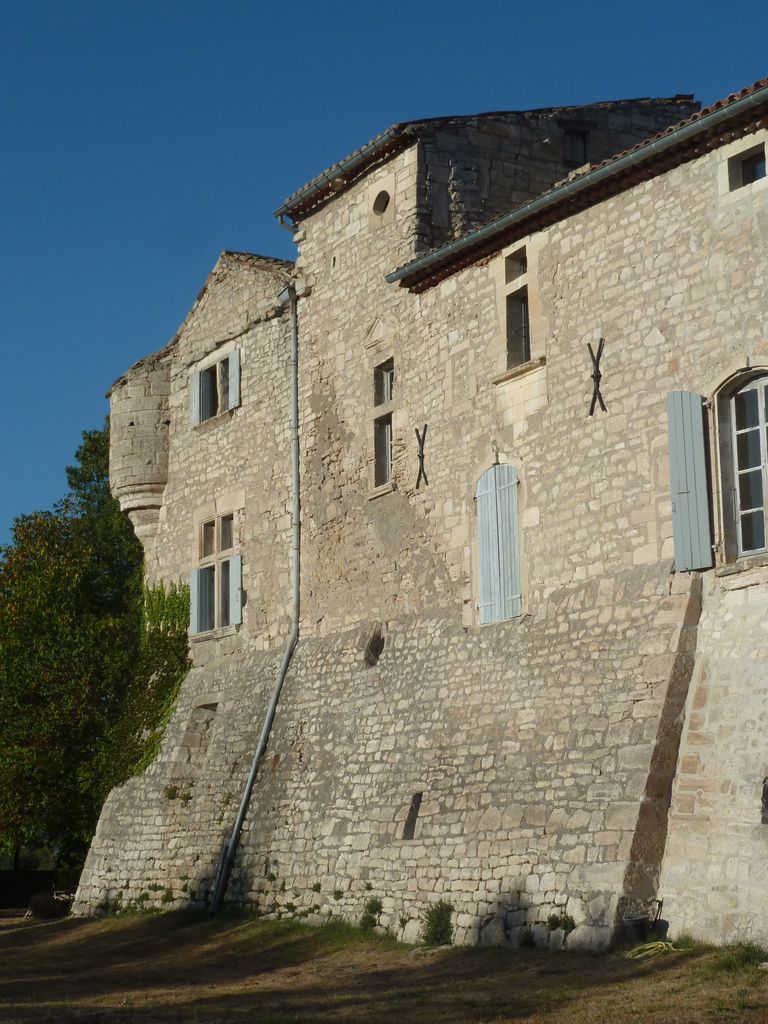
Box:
372, 190, 391, 215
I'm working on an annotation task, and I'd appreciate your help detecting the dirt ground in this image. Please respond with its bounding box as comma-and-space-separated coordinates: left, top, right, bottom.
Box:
1, 911, 767, 1024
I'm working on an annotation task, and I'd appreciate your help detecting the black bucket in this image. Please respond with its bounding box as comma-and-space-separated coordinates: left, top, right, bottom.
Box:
622, 913, 650, 944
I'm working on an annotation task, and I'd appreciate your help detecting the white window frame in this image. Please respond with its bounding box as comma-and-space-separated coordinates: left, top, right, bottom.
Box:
372, 356, 394, 490
190, 511, 242, 634
728, 376, 768, 557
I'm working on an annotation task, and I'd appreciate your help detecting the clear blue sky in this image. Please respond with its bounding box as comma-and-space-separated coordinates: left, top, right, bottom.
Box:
1, 0, 765, 545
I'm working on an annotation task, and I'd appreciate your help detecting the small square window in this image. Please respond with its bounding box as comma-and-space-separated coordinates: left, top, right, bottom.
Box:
728, 145, 766, 191
505, 249, 527, 284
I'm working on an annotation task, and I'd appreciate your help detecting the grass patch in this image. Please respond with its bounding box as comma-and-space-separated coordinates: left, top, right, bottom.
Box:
704, 943, 767, 974
3, 913, 768, 1023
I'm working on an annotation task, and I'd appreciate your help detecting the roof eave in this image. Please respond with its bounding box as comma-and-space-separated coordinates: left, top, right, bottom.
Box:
387, 81, 768, 292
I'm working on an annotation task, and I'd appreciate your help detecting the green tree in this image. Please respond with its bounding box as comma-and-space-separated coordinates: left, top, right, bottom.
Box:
0, 421, 188, 880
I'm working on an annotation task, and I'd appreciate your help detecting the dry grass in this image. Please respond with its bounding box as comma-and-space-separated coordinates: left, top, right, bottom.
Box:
0, 911, 767, 1023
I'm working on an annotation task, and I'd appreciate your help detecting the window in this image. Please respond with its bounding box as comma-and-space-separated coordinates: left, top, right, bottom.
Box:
730, 377, 768, 555
500, 245, 531, 371
373, 358, 394, 487
728, 144, 766, 190
190, 350, 240, 425
372, 190, 391, 215
190, 512, 242, 633
476, 465, 521, 623
506, 288, 530, 368
563, 130, 588, 167
505, 251, 527, 283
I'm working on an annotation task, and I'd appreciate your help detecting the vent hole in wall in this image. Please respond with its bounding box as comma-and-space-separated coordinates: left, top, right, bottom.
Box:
372, 190, 390, 215
402, 792, 423, 840
762, 779, 768, 824
364, 624, 385, 666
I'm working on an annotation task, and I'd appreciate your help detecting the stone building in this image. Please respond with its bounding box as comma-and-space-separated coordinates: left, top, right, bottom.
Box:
75, 79, 768, 948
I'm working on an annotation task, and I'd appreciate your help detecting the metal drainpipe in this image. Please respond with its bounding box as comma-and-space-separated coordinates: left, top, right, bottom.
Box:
210, 281, 300, 914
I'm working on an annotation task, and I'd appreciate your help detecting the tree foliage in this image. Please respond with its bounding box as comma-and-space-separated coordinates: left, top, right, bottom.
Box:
0, 422, 189, 877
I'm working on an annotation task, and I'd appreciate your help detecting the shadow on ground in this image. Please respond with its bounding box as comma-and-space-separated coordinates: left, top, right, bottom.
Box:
0, 912, 765, 1024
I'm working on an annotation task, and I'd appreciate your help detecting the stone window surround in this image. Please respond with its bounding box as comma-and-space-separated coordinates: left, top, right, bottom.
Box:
711, 367, 768, 568
491, 235, 548, 386
190, 488, 245, 640
189, 339, 239, 430
365, 319, 398, 498
716, 129, 768, 205
368, 170, 396, 229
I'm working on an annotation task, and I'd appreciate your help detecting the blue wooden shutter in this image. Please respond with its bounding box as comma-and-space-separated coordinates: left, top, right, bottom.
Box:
229, 554, 242, 625
477, 467, 502, 623
496, 465, 522, 618
189, 569, 200, 634
228, 350, 240, 410
667, 391, 714, 571
189, 371, 201, 426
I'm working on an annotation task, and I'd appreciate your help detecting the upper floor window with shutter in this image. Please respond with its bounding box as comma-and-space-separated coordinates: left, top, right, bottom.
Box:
672, 377, 768, 569
476, 465, 522, 624
190, 350, 241, 426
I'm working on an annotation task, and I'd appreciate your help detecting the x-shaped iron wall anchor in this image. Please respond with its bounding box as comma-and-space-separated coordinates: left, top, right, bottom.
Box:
588, 338, 607, 416
415, 424, 428, 488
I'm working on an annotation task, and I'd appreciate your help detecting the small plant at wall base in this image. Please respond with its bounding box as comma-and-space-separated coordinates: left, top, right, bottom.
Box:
420, 901, 453, 946
547, 912, 576, 934
360, 897, 383, 931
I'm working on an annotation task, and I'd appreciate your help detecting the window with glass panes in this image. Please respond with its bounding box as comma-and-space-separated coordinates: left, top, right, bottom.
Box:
731, 377, 768, 554
190, 512, 242, 633
373, 358, 394, 486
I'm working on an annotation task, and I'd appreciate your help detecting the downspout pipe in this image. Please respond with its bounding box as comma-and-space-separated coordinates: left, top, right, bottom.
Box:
210, 281, 300, 914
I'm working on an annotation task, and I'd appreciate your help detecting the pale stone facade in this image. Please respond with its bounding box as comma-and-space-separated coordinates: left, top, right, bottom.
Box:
75, 82, 768, 948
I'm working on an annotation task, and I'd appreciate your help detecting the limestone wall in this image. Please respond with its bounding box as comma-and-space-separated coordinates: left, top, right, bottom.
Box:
77, 115, 768, 947
660, 565, 768, 945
